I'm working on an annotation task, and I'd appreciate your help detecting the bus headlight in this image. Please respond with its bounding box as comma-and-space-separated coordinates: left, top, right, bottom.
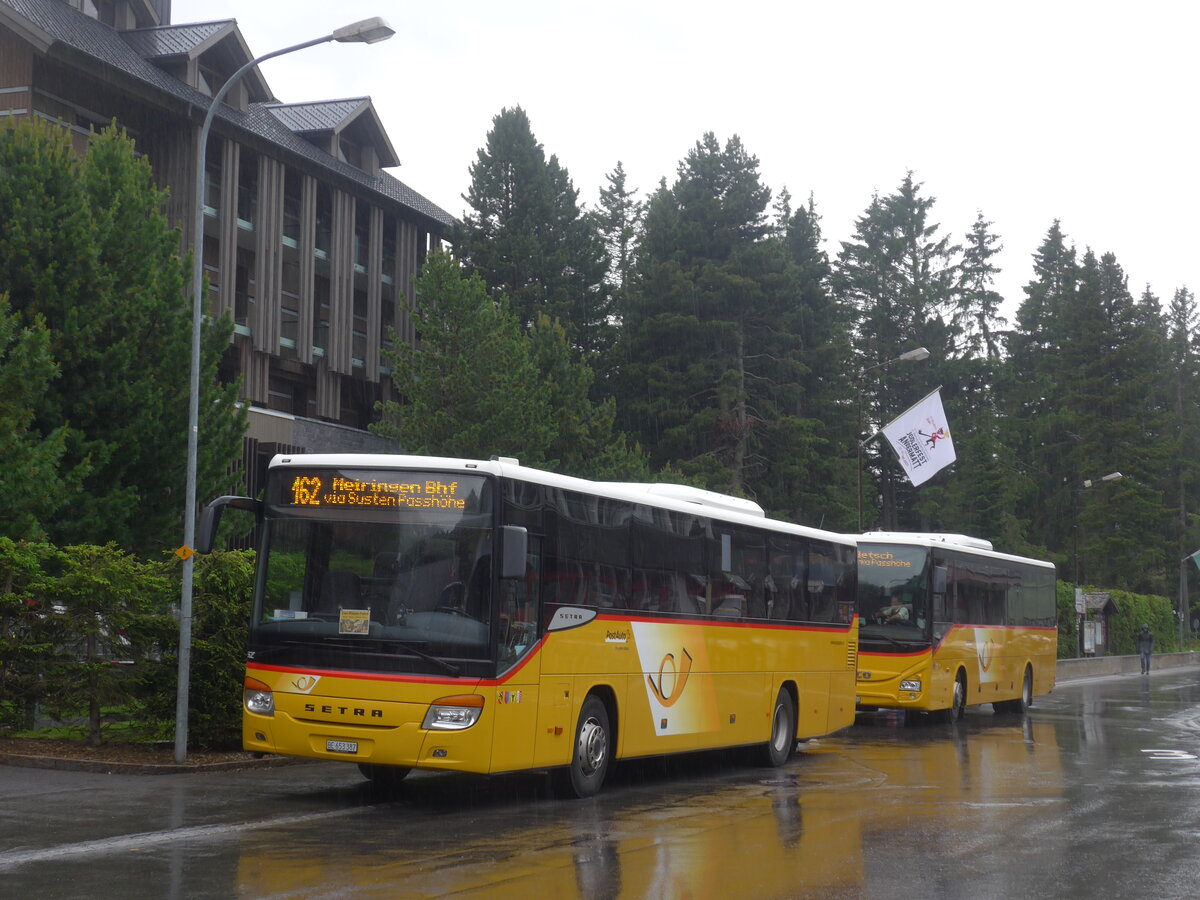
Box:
422, 695, 484, 731
899, 679, 922, 693
244, 676, 274, 717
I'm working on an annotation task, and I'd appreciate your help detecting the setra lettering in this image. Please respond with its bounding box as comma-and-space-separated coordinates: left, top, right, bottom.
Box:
303, 703, 384, 719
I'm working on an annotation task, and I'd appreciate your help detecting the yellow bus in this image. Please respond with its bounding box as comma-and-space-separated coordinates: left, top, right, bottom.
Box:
200, 454, 859, 797
853, 532, 1056, 721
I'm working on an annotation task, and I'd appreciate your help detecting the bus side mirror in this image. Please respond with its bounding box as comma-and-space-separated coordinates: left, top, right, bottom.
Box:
499, 525, 527, 579
932, 565, 947, 594
197, 495, 262, 554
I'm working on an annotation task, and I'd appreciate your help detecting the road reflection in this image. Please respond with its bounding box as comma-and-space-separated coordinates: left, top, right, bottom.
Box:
232, 710, 1065, 898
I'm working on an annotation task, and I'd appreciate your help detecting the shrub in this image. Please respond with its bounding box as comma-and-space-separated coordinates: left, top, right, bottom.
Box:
0, 539, 62, 730
142, 550, 255, 750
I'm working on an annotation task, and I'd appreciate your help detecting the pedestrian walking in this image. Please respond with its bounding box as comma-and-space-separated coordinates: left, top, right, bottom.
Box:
1136, 624, 1155, 674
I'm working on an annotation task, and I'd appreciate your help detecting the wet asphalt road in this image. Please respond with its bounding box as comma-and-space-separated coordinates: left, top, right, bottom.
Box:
3, 667, 1200, 899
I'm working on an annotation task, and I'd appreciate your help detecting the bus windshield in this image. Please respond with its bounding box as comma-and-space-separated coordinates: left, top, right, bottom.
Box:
857, 543, 930, 644
249, 470, 496, 674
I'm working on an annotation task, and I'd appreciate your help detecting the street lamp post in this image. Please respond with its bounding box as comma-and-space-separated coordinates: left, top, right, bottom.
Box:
856, 347, 930, 532
175, 17, 395, 764
1072, 471, 1123, 657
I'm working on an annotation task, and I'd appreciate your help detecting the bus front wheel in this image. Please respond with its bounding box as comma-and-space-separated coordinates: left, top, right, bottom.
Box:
937, 670, 967, 723
950, 671, 967, 721
553, 695, 611, 799
358, 763, 410, 788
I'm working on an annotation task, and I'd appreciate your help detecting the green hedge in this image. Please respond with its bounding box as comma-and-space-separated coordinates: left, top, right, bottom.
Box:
1056, 581, 1179, 658
0, 538, 254, 749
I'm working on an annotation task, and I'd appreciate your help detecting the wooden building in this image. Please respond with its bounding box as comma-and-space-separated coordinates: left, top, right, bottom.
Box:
0, 0, 453, 475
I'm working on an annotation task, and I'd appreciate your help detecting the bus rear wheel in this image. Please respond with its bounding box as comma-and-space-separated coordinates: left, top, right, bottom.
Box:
553, 695, 611, 799
759, 687, 797, 767
996, 666, 1033, 715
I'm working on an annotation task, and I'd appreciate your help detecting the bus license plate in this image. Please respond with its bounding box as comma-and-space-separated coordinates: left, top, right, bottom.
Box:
326, 739, 358, 754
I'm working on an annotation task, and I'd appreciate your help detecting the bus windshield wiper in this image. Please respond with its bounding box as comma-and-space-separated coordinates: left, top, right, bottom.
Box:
250, 637, 461, 675
863, 631, 910, 650
315, 636, 463, 676
384, 640, 461, 676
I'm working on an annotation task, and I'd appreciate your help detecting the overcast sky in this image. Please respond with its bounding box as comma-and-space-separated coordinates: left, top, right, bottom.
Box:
172, 1, 1199, 320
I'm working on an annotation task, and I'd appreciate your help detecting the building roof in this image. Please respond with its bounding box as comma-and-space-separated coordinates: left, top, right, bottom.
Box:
1083, 592, 1119, 614
120, 21, 231, 59
0, 0, 453, 229
267, 98, 400, 169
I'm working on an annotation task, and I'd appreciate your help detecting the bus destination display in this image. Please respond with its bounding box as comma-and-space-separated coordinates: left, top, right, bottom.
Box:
858, 549, 914, 570
285, 473, 477, 511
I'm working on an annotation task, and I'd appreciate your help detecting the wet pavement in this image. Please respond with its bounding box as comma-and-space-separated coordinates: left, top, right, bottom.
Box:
3, 667, 1200, 899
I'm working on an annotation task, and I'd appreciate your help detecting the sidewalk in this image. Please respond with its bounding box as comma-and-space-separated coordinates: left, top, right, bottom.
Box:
0, 741, 298, 775
1056, 650, 1200, 682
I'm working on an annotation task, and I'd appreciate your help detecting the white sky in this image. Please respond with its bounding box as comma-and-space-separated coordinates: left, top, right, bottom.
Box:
173, 0, 1200, 320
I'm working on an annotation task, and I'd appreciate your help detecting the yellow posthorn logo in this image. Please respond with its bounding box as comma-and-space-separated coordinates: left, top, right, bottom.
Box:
291, 675, 320, 693
647, 648, 693, 707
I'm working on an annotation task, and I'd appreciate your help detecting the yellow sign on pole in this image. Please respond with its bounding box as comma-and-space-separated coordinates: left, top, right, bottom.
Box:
175, 546, 195, 561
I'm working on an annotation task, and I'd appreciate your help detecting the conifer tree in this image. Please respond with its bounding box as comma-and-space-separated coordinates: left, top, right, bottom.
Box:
957, 213, 1006, 360
1005, 221, 1079, 554
0, 119, 243, 551
834, 174, 956, 530
375, 252, 648, 479
771, 195, 857, 529
0, 297, 71, 540
618, 133, 837, 515
374, 251, 553, 463
594, 161, 643, 308
1063, 256, 1170, 592
1166, 286, 1200, 599
455, 107, 611, 357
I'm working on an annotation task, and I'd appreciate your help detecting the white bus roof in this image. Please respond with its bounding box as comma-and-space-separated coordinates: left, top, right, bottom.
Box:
267, 453, 846, 543
858, 531, 1054, 569
861, 531, 994, 551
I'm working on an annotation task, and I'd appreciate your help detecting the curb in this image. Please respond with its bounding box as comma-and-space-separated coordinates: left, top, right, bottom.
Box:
0, 751, 303, 775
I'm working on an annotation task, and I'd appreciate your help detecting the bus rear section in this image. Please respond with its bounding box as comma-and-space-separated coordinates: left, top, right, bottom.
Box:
854, 533, 1056, 720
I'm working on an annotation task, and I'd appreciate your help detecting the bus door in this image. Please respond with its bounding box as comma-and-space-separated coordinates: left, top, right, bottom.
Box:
490, 535, 541, 773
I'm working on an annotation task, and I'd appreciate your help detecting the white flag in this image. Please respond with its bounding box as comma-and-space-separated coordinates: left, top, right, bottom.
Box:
880, 388, 956, 487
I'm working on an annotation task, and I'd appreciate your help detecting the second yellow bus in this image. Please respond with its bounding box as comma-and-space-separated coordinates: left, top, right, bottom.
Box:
854, 532, 1056, 721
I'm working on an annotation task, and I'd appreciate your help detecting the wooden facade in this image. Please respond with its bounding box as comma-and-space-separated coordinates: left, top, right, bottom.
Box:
0, 0, 453, 452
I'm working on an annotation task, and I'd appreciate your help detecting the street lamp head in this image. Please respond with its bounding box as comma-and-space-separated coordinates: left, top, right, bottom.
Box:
332, 17, 395, 44
899, 347, 931, 362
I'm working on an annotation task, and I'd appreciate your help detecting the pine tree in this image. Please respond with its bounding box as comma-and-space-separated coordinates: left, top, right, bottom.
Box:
957, 213, 1006, 360
593, 161, 643, 308
770, 194, 857, 529
374, 251, 553, 463
618, 133, 832, 510
78, 125, 245, 552
455, 107, 611, 357
0, 119, 244, 552
374, 252, 648, 479
834, 174, 956, 530
1166, 286, 1200, 608
0, 296, 71, 540
1004, 221, 1079, 555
